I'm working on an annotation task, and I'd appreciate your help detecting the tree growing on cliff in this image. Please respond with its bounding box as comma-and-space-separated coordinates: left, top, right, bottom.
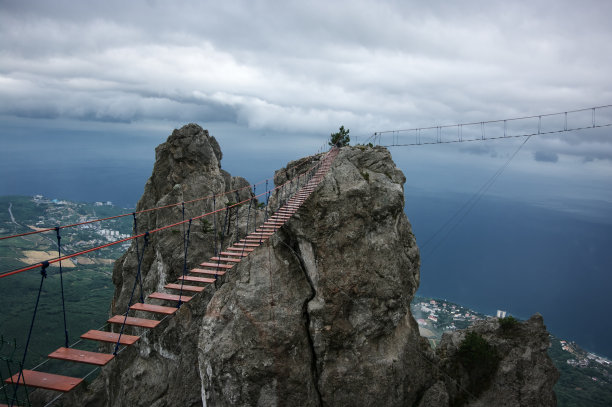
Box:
329, 125, 350, 147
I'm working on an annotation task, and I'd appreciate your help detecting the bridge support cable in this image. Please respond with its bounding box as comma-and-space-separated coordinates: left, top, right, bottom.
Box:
234, 192, 241, 245
11, 262, 48, 405
178, 219, 192, 308
264, 180, 270, 223
242, 194, 254, 259
114, 232, 149, 355
2, 147, 339, 405
55, 227, 69, 348
1, 337, 31, 407
216, 207, 230, 281
132, 213, 144, 304
368, 104, 612, 147
421, 136, 532, 256
212, 196, 218, 258
252, 185, 258, 236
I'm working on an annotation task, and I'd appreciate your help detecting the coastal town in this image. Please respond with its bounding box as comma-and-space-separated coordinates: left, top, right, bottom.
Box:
2, 195, 133, 269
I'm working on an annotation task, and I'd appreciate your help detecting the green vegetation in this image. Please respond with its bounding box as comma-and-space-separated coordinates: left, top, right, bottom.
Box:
548, 337, 612, 407
329, 125, 350, 147
355, 142, 374, 151
498, 315, 519, 336
360, 171, 370, 182
411, 296, 612, 407
453, 331, 500, 406
0, 195, 132, 384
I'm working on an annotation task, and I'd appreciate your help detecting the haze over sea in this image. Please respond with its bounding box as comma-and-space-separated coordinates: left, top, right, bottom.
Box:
2, 137, 611, 359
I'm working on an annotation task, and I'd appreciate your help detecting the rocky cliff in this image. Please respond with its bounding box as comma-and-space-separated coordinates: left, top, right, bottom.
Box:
56, 124, 558, 406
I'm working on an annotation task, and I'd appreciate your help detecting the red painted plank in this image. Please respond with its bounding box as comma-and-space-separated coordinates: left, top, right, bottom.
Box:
199, 262, 233, 269
148, 292, 193, 302
226, 247, 255, 252
108, 315, 160, 329
210, 257, 241, 263
130, 303, 178, 315
80, 329, 140, 345
5, 370, 83, 392
165, 283, 205, 292
48, 347, 114, 366
182, 273, 220, 280
220, 251, 248, 257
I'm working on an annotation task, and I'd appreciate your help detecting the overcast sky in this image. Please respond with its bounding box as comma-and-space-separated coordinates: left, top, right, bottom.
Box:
1, 0, 611, 210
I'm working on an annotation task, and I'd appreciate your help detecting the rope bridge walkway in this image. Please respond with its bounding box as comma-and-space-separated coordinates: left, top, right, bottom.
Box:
366, 104, 612, 147
0, 147, 338, 407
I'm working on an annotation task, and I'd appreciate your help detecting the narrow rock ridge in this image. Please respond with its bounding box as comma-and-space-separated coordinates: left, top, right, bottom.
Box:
50, 125, 558, 407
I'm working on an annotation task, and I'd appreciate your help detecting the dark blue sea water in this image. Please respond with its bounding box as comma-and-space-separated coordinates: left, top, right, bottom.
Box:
406, 188, 612, 359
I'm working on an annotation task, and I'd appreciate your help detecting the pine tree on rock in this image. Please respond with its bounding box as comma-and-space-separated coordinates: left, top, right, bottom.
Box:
329, 125, 350, 147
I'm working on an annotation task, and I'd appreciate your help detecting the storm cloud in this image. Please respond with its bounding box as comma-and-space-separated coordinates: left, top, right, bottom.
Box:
534, 150, 559, 163
1, 0, 611, 174
1, 1, 611, 130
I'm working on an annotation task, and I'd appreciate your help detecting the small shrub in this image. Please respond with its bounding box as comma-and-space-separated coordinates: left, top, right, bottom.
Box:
453, 331, 500, 405
200, 219, 211, 234
360, 171, 370, 182
499, 316, 519, 331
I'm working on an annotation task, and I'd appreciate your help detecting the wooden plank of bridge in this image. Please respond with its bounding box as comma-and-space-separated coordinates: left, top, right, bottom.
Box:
80, 329, 140, 345
188, 270, 224, 278
226, 247, 255, 252
199, 262, 233, 269
148, 292, 193, 302
48, 347, 114, 366
107, 315, 160, 329
5, 370, 83, 392
164, 283, 205, 292
220, 251, 248, 257
181, 273, 219, 281
210, 257, 241, 263
130, 303, 178, 315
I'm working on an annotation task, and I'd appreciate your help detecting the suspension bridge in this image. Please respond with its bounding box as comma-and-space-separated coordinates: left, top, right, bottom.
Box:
366, 104, 612, 147
1, 103, 610, 406
0, 147, 338, 407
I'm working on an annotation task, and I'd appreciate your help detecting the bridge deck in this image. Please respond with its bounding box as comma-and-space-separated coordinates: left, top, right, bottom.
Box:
80, 329, 140, 345
48, 347, 114, 366
5, 370, 83, 392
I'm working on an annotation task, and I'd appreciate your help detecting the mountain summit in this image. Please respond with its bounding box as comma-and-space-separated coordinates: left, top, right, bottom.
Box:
55, 124, 557, 406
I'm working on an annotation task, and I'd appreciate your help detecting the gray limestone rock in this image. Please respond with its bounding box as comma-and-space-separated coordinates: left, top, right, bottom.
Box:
436, 314, 559, 407
50, 128, 557, 407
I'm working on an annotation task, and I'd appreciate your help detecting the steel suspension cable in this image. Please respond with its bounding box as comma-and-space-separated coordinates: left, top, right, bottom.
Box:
55, 228, 69, 348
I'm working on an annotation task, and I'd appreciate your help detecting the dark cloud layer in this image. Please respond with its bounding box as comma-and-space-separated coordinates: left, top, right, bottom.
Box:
1, 0, 611, 164
534, 150, 559, 163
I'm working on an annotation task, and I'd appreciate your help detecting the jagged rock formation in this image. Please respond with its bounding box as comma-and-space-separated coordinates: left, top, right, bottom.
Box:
430, 314, 559, 407
198, 146, 434, 406
54, 124, 558, 407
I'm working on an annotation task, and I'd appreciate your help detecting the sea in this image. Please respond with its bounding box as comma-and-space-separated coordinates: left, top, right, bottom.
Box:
406, 188, 612, 359
2, 161, 611, 359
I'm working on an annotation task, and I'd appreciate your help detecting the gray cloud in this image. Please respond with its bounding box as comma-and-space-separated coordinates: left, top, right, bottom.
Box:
534, 150, 559, 163
0, 0, 611, 160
